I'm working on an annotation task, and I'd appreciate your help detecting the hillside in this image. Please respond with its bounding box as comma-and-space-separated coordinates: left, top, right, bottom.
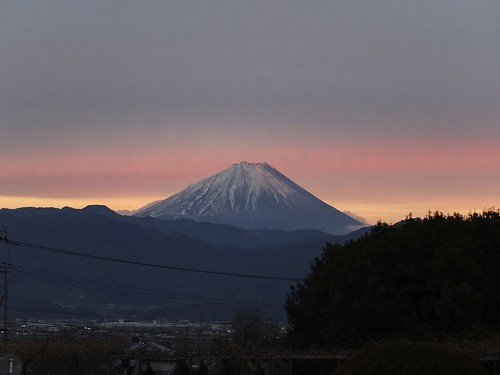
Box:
0, 206, 367, 321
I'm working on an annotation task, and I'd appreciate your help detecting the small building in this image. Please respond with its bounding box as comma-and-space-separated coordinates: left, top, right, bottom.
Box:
113, 342, 176, 375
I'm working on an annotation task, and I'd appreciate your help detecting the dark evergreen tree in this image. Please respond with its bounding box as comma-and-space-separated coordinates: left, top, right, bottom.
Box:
174, 360, 190, 375
286, 210, 500, 347
335, 340, 488, 375
197, 361, 209, 375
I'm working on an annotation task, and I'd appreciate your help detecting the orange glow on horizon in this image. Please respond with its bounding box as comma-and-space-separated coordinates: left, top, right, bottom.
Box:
1, 138, 499, 225
2, 193, 496, 227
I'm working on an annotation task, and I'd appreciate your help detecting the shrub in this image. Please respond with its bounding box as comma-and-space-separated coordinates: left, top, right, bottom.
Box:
335, 340, 488, 375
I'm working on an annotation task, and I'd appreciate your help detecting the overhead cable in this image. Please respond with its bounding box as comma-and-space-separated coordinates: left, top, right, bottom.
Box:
6, 239, 302, 282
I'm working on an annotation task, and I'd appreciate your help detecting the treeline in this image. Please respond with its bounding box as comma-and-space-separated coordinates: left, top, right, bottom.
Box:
286, 210, 500, 348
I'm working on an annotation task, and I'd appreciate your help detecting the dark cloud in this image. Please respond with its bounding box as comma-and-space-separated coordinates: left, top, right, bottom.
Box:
1, 1, 499, 139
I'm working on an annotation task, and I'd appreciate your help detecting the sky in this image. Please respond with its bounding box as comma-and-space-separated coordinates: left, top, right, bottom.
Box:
1, 1, 499, 224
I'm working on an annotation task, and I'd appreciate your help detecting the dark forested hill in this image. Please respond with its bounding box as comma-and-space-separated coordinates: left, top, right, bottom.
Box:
286, 211, 500, 348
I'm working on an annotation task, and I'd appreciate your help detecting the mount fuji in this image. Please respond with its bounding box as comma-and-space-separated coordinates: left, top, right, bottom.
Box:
135, 162, 364, 234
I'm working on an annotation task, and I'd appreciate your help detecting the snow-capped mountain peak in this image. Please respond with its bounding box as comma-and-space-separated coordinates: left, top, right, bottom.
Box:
135, 162, 363, 234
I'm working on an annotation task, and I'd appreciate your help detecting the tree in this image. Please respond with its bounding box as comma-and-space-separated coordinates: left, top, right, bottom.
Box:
230, 310, 281, 352
197, 361, 209, 375
174, 360, 190, 375
286, 210, 500, 347
335, 340, 488, 375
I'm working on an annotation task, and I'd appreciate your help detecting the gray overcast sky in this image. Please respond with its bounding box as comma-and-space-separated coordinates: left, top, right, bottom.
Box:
1, 1, 500, 222
2, 2, 499, 132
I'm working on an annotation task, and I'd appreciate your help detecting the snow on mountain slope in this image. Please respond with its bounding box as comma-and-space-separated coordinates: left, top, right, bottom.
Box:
135, 162, 364, 234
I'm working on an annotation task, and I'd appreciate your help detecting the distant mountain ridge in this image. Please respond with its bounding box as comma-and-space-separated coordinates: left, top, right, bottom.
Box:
0, 206, 370, 320
135, 162, 363, 234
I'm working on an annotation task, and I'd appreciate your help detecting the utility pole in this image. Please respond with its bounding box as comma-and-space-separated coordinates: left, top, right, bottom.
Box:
0, 267, 9, 339
1, 262, 8, 334
0, 230, 10, 339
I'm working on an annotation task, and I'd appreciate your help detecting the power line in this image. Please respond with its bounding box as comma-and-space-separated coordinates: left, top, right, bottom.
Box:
1, 235, 292, 319
10, 306, 105, 318
5, 238, 302, 282
17, 267, 285, 314
21, 266, 284, 307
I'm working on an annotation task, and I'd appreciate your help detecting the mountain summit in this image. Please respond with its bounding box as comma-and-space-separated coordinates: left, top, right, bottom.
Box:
135, 162, 363, 234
